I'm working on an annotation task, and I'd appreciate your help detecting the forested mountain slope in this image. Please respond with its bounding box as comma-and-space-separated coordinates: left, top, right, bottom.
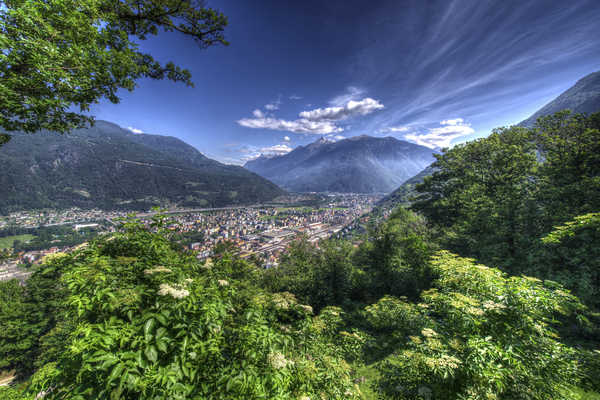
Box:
0, 121, 284, 212
520, 70, 600, 127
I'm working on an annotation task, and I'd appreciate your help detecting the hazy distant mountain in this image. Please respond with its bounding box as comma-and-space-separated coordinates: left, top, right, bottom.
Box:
244, 135, 437, 193
0, 121, 284, 213
377, 165, 437, 209
520, 70, 600, 126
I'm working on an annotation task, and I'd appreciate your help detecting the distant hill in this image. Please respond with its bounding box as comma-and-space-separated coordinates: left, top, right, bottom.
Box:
0, 121, 284, 213
244, 135, 437, 194
520, 70, 600, 126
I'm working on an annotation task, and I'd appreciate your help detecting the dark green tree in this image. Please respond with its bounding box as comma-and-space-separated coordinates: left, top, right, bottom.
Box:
262, 237, 356, 313
412, 125, 540, 271
0, 253, 70, 377
0, 0, 228, 140
532, 213, 600, 310
356, 207, 436, 301
534, 111, 600, 230
0, 280, 34, 372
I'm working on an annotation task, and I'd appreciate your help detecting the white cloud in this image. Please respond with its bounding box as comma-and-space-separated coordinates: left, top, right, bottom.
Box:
260, 144, 293, 156
238, 97, 383, 135
127, 126, 144, 134
378, 126, 409, 133
265, 97, 282, 111
299, 98, 384, 122
440, 118, 464, 126
326, 134, 346, 142
283, 136, 291, 142
328, 86, 366, 106
238, 116, 343, 134
289, 95, 302, 100
240, 143, 294, 162
403, 118, 474, 149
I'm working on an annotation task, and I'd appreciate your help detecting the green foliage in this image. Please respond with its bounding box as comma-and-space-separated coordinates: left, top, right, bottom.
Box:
413, 111, 600, 285
0, 0, 227, 137
6, 217, 358, 399
375, 251, 587, 400
0, 252, 70, 376
412, 125, 539, 272
355, 207, 437, 302
0, 386, 25, 400
263, 237, 356, 313
0, 280, 33, 372
531, 213, 600, 311
534, 111, 600, 229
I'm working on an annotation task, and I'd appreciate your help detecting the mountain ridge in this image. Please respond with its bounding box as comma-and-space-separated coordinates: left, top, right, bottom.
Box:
0, 121, 284, 213
245, 135, 437, 194
520, 70, 600, 126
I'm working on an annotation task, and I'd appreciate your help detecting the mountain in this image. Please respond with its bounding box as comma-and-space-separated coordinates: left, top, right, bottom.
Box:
376, 165, 436, 209
520, 70, 600, 126
244, 135, 437, 193
0, 121, 284, 213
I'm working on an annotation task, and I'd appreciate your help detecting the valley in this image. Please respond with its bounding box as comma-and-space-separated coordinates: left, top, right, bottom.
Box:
0, 193, 380, 279
1, 2, 599, 398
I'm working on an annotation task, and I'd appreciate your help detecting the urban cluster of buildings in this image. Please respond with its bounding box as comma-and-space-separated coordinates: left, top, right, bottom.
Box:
0, 194, 381, 280
165, 194, 380, 265
0, 208, 126, 229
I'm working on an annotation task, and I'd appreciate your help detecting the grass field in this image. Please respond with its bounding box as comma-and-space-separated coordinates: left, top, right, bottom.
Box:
0, 234, 34, 249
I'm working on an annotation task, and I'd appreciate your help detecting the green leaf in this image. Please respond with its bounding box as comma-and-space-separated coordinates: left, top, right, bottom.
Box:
156, 339, 168, 353
108, 363, 125, 383
144, 318, 156, 341
145, 345, 158, 363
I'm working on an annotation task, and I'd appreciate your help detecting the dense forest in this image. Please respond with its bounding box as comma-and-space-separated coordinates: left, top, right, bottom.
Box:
1, 111, 599, 399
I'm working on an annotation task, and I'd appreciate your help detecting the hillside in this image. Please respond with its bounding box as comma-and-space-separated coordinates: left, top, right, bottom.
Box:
520, 70, 600, 126
376, 165, 436, 209
245, 136, 436, 194
0, 121, 284, 213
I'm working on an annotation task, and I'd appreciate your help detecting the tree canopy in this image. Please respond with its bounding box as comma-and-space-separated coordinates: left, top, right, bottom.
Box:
0, 0, 228, 140
412, 111, 600, 274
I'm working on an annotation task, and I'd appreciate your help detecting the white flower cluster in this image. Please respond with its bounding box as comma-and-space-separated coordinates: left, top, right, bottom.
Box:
272, 293, 297, 310
424, 354, 461, 370
158, 283, 190, 299
421, 328, 437, 338
218, 279, 229, 287
482, 300, 506, 312
268, 352, 294, 369
299, 304, 313, 314
202, 258, 214, 269
144, 266, 172, 275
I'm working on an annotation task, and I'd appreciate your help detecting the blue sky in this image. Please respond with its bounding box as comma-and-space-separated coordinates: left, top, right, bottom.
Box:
91, 0, 600, 164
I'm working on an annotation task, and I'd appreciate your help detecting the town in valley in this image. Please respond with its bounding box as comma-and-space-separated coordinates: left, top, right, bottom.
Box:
0, 193, 382, 282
